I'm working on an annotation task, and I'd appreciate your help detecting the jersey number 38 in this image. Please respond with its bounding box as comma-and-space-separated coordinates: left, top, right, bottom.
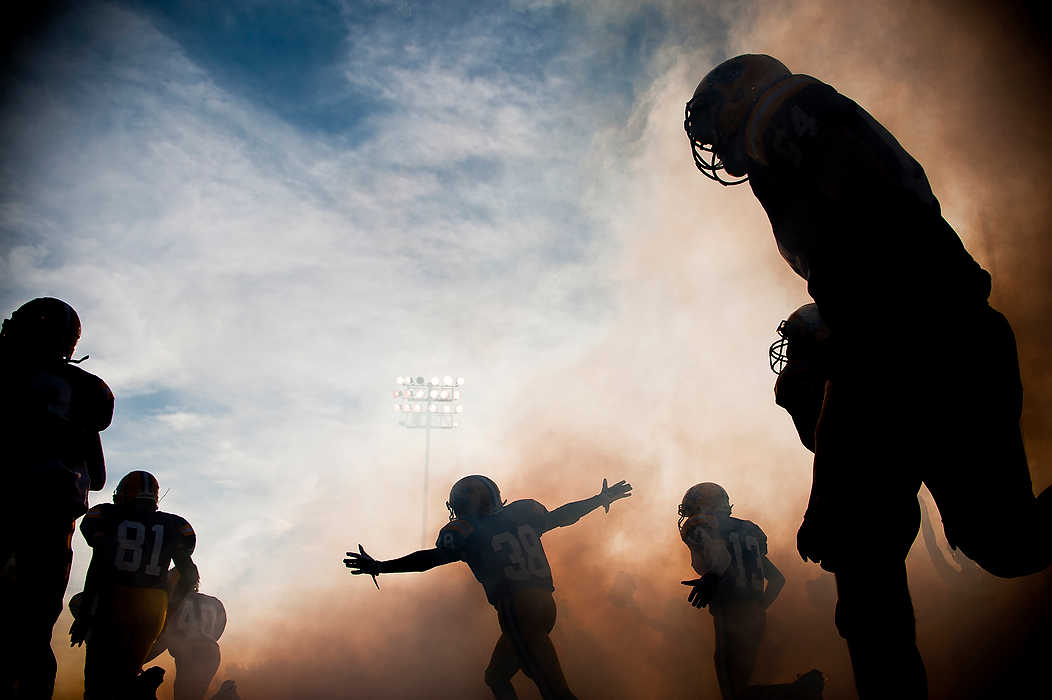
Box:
492, 525, 550, 581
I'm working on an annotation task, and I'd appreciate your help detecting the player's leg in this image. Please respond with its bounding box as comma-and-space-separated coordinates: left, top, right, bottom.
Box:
922, 306, 1049, 577
121, 587, 169, 677
88, 586, 168, 698
84, 616, 121, 700
13, 517, 75, 699
172, 639, 222, 700
810, 372, 927, 700
498, 589, 576, 700
712, 609, 735, 700
484, 621, 520, 700
834, 561, 926, 700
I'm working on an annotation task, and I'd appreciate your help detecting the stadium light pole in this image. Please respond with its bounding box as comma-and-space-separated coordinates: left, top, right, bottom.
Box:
394, 375, 464, 547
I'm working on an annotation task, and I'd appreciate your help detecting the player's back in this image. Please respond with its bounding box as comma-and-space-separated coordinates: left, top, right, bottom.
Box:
744, 75, 991, 327
713, 517, 768, 608
81, 503, 196, 590
437, 499, 554, 604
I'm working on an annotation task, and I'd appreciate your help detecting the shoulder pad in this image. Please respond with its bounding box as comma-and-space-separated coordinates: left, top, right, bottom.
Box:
733, 518, 768, 552
65, 366, 115, 430
80, 503, 112, 541
436, 519, 474, 551
506, 499, 547, 516
165, 513, 197, 551
745, 74, 827, 166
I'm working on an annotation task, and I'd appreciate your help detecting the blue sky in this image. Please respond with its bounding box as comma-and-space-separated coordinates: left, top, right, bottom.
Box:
5, 1, 1048, 697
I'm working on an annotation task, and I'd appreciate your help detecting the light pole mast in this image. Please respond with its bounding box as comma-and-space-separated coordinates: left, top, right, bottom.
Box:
394, 375, 464, 547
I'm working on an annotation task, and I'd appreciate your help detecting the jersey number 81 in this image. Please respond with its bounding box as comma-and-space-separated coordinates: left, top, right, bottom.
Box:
115, 520, 165, 576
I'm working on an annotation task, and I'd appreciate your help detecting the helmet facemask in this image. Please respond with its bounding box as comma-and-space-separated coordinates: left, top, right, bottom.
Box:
685, 98, 749, 186
678, 483, 732, 527
769, 319, 790, 374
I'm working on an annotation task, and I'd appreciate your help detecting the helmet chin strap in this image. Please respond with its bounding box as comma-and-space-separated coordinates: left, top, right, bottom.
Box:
68, 354, 89, 364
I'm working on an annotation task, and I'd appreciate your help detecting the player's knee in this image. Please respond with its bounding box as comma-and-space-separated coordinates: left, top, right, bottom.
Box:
484, 664, 513, 691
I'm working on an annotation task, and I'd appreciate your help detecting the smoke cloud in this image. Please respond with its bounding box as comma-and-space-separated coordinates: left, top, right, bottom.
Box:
42, 1, 1052, 698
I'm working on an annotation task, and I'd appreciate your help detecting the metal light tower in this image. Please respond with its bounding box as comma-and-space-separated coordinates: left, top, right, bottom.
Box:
394, 375, 464, 546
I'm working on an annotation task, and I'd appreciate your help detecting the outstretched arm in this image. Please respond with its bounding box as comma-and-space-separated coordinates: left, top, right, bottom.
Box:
761, 555, 785, 609
546, 478, 632, 530
344, 546, 458, 577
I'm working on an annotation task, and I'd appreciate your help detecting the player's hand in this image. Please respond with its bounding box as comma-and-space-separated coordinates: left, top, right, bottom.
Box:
797, 516, 829, 567
598, 478, 632, 513
681, 573, 720, 608
69, 617, 89, 647
344, 544, 382, 588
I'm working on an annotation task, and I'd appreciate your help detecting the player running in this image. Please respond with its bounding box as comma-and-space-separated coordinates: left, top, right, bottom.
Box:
344, 475, 632, 700
679, 483, 822, 700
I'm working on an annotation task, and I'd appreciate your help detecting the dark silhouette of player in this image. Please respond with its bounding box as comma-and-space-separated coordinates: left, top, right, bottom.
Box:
70, 566, 226, 700
142, 569, 226, 700
686, 54, 1051, 699
73, 470, 199, 699
344, 475, 632, 700
0, 297, 114, 699
678, 483, 822, 700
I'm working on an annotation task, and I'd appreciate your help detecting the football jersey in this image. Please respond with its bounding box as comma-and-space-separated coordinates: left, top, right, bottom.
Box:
436, 499, 555, 604
2, 359, 113, 517
682, 516, 768, 607
744, 75, 991, 332
81, 503, 196, 590
147, 592, 226, 662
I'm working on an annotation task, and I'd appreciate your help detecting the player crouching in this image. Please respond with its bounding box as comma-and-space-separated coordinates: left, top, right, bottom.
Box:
345, 475, 631, 700
72, 470, 199, 699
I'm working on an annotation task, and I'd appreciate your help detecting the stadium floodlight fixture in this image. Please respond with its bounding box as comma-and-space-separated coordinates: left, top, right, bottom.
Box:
393, 375, 464, 546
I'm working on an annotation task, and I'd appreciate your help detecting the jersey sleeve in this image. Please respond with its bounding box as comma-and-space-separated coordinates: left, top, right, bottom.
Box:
519, 499, 551, 533
743, 520, 769, 558
68, 366, 115, 432
79, 503, 111, 545
169, 515, 197, 555
435, 519, 473, 557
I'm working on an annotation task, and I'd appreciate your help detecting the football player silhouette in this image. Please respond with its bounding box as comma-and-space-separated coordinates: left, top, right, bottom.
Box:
688, 54, 1051, 699
679, 483, 823, 700
144, 568, 226, 700
74, 470, 199, 699
0, 297, 114, 699
72, 567, 227, 700
344, 475, 632, 700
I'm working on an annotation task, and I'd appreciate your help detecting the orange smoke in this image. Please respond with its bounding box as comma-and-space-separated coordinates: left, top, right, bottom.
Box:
52, 1, 1052, 698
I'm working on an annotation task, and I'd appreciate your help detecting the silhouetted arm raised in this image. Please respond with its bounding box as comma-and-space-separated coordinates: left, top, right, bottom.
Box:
546, 479, 632, 530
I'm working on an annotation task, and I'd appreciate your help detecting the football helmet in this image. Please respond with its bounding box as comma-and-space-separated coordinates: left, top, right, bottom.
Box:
446, 475, 505, 520
0, 297, 82, 360
685, 54, 791, 185
678, 482, 732, 526
769, 303, 831, 374
114, 470, 160, 510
